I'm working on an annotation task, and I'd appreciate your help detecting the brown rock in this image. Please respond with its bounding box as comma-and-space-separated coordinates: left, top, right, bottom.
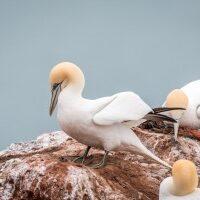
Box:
0, 128, 200, 200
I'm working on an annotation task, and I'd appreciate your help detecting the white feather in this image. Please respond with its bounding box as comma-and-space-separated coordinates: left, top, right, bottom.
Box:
180, 80, 200, 129
55, 65, 171, 169
159, 177, 200, 200
163, 80, 200, 130
93, 92, 152, 126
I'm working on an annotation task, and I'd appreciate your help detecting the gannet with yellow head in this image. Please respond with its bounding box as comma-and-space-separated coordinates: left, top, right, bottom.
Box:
49, 62, 180, 168
164, 80, 200, 140
165, 89, 189, 140
159, 159, 200, 200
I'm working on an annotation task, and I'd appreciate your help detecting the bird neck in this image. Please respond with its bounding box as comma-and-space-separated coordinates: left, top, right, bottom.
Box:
163, 176, 196, 196
65, 68, 85, 97
61, 76, 85, 99
160, 177, 175, 196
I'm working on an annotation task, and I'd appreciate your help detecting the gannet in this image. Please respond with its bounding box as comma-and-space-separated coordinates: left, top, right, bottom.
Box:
164, 80, 200, 140
49, 62, 179, 168
159, 159, 200, 200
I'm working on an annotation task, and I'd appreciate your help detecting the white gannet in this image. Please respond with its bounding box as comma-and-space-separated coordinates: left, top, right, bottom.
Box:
164, 80, 200, 140
159, 159, 200, 200
49, 62, 179, 168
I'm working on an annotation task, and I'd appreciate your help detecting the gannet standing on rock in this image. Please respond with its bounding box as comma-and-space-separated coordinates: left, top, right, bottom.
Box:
159, 159, 200, 200
164, 80, 200, 140
49, 62, 179, 168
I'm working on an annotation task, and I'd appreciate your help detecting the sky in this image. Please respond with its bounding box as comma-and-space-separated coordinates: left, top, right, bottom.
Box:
0, 0, 200, 150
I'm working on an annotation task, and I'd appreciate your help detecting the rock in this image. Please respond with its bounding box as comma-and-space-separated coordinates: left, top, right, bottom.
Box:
0, 128, 200, 200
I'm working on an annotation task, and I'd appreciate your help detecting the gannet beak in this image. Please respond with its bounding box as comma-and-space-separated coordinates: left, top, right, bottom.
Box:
168, 110, 185, 141
49, 83, 62, 116
174, 122, 179, 141
152, 107, 185, 114
152, 107, 186, 141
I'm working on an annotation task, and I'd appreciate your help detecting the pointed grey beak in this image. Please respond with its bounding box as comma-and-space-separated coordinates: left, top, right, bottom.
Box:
49, 83, 62, 116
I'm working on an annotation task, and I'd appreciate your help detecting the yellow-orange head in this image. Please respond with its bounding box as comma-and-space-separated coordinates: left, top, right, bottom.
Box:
172, 159, 198, 196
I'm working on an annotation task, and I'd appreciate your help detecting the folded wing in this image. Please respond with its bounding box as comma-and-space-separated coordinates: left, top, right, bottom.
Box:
93, 92, 152, 126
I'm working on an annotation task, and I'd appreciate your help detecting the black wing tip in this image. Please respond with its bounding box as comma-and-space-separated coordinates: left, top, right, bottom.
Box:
155, 113, 177, 123
152, 107, 186, 114
145, 113, 177, 123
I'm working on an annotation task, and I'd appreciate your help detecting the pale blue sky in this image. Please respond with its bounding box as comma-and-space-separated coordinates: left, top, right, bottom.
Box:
0, 0, 200, 149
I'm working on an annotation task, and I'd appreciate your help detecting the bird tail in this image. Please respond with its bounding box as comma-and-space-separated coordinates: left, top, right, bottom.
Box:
122, 132, 172, 169
135, 143, 172, 169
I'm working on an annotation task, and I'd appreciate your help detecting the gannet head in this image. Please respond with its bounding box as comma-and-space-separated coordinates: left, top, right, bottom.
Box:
166, 89, 188, 116
165, 89, 188, 140
171, 159, 198, 196
49, 62, 85, 116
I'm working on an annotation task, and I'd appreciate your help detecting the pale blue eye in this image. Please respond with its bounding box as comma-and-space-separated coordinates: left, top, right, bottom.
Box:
52, 83, 60, 91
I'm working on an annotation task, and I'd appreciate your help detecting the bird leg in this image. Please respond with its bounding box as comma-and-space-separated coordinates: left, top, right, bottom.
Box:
73, 146, 91, 164
92, 150, 109, 169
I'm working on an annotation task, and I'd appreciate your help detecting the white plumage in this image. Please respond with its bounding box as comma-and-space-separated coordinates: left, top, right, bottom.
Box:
49, 62, 172, 168
57, 89, 170, 167
93, 92, 152, 126
159, 177, 200, 200
163, 80, 200, 140
159, 160, 199, 200
180, 80, 200, 129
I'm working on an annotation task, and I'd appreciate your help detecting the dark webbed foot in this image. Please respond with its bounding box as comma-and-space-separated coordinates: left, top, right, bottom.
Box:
73, 155, 85, 163
73, 146, 91, 164
59, 146, 91, 163
91, 151, 109, 169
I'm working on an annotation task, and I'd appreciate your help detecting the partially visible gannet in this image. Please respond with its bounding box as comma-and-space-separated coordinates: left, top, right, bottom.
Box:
159, 159, 200, 200
49, 62, 179, 168
164, 80, 200, 140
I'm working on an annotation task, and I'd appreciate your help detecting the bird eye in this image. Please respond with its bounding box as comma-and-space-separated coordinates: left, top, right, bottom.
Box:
52, 83, 60, 91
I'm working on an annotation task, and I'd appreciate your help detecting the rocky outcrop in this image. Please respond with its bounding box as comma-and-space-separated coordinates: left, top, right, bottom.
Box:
0, 128, 200, 200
